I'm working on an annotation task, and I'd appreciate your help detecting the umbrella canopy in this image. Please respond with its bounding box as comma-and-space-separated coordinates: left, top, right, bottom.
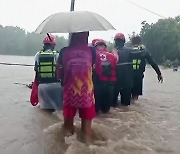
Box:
35, 11, 115, 34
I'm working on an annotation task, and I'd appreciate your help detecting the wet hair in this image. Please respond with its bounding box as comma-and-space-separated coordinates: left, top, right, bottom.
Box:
70, 32, 89, 46
43, 43, 55, 51
96, 42, 107, 47
114, 39, 125, 48
131, 36, 142, 45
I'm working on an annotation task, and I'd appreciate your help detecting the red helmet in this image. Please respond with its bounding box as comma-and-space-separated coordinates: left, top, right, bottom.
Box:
92, 39, 100, 46
43, 35, 56, 45
114, 33, 125, 40
92, 39, 107, 47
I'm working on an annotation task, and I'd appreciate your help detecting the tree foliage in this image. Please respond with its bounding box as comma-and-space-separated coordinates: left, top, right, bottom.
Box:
0, 25, 68, 56
140, 16, 180, 63
107, 41, 114, 52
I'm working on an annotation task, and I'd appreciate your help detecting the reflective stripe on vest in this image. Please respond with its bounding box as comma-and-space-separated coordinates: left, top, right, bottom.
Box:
38, 50, 57, 79
117, 62, 132, 66
132, 46, 143, 70
133, 45, 145, 51
132, 59, 141, 70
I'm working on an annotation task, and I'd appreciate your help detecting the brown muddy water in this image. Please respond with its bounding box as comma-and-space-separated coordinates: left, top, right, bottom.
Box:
0, 55, 180, 154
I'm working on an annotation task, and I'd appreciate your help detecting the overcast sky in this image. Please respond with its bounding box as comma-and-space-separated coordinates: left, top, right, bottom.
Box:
1, 0, 180, 41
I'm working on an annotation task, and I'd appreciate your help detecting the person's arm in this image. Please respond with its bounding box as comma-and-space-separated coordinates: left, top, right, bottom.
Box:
56, 52, 61, 80
145, 50, 163, 82
57, 48, 66, 85
34, 52, 39, 71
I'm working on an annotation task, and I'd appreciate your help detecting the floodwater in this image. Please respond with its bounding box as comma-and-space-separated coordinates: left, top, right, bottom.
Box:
0, 55, 180, 154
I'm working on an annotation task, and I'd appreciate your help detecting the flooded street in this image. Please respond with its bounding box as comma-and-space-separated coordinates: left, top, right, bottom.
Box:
0, 55, 180, 154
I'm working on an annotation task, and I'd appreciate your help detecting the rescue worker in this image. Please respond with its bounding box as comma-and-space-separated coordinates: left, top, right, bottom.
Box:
112, 33, 134, 107
34, 34, 62, 110
92, 39, 117, 114
58, 32, 96, 142
131, 35, 163, 101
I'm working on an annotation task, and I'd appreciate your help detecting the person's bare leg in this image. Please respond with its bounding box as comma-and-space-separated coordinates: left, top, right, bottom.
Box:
81, 119, 92, 143
64, 118, 74, 136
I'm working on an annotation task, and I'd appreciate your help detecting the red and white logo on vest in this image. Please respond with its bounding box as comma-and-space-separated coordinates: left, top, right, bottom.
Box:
100, 53, 107, 61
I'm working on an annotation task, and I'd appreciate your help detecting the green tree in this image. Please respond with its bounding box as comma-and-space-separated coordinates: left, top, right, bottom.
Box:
140, 16, 180, 63
0, 25, 68, 56
107, 41, 114, 52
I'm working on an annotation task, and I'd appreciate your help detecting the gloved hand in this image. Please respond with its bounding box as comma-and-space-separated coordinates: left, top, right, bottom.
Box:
158, 75, 163, 83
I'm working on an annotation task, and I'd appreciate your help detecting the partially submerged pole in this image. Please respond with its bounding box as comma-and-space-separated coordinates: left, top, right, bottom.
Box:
69, 0, 75, 43
70, 0, 75, 11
